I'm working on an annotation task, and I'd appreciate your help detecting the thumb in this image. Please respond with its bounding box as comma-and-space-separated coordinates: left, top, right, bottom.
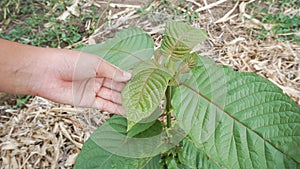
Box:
96, 59, 131, 82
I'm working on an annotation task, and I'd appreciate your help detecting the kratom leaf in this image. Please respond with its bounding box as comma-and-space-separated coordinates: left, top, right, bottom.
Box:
74, 138, 160, 169
80, 27, 154, 70
128, 120, 163, 138
90, 115, 163, 158
179, 138, 223, 169
122, 61, 173, 127
159, 21, 207, 61
166, 158, 179, 169
173, 56, 300, 169
178, 52, 199, 73
143, 155, 162, 169
127, 107, 163, 137
74, 115, 161, 169
127, 120, 156, 137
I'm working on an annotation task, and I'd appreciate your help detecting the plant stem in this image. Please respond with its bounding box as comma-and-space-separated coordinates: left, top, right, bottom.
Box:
165, 86, 172, 128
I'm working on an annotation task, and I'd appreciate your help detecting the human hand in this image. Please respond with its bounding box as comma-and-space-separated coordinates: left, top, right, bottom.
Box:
30, 49, 131, 115
0, 40, 130, 114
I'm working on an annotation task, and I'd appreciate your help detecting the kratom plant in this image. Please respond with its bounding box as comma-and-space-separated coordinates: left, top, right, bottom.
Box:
74, 21, 300, 169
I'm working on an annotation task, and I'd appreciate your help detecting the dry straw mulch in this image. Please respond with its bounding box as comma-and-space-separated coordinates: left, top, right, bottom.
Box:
1, 0, 299, 168
0, 97, 108, 168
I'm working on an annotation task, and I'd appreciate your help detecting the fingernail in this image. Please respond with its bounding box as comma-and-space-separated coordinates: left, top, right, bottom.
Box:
123, 71, 132, 79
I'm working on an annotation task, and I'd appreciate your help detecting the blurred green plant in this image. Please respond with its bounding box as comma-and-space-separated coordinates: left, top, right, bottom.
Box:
0, 93, 31, 108
136, 0, 200, 23
247, 0, 300, 42
0, 0, 99, 48
0, 0, 21, 22
16, 95, 31, 107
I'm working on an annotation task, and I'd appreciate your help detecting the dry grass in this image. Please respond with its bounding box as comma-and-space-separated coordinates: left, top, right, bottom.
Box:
0, 0, 299, 168
0, 97, 109, 168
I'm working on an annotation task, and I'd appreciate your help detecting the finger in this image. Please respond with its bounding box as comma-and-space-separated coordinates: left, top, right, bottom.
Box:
96, 59, 131, 82
102, 78, 126, 92
94, 98, 125, 115
97, 87, 122, 104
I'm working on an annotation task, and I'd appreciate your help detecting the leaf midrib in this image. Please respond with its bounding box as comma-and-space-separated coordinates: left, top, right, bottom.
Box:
135, 68, 161, 115
180, 82, 299, 164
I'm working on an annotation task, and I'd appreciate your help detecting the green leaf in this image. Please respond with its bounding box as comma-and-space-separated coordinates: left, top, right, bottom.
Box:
159, 21, 207, 61
178, 52, 199, 74
74, 115, 161, 169
74, 138, 160, 169
127, 107, 163, 138
173, 57, 300, 169
127, 106, 162, 133
127, 120, 156, 137
127, 108, 163, 138
91, 115, 164, 158
80, 27, 154, 70
122, 61, 173, 126
179, 138, 223, 169
128, 120, 163, 138
166, 158, 178, 169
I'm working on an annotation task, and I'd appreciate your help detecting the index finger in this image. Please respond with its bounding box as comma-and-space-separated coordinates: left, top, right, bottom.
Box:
96, 59, 131, 82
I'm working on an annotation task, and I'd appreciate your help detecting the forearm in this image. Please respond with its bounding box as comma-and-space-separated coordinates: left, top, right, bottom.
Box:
0, 39, 78, 95
0, 39, 43, 94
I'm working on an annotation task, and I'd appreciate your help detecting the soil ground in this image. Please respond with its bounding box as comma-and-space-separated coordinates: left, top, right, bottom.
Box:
0, 0, 299, 168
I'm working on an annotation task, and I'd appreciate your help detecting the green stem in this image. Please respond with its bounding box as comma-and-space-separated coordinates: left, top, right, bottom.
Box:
165, 86, 172, 128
